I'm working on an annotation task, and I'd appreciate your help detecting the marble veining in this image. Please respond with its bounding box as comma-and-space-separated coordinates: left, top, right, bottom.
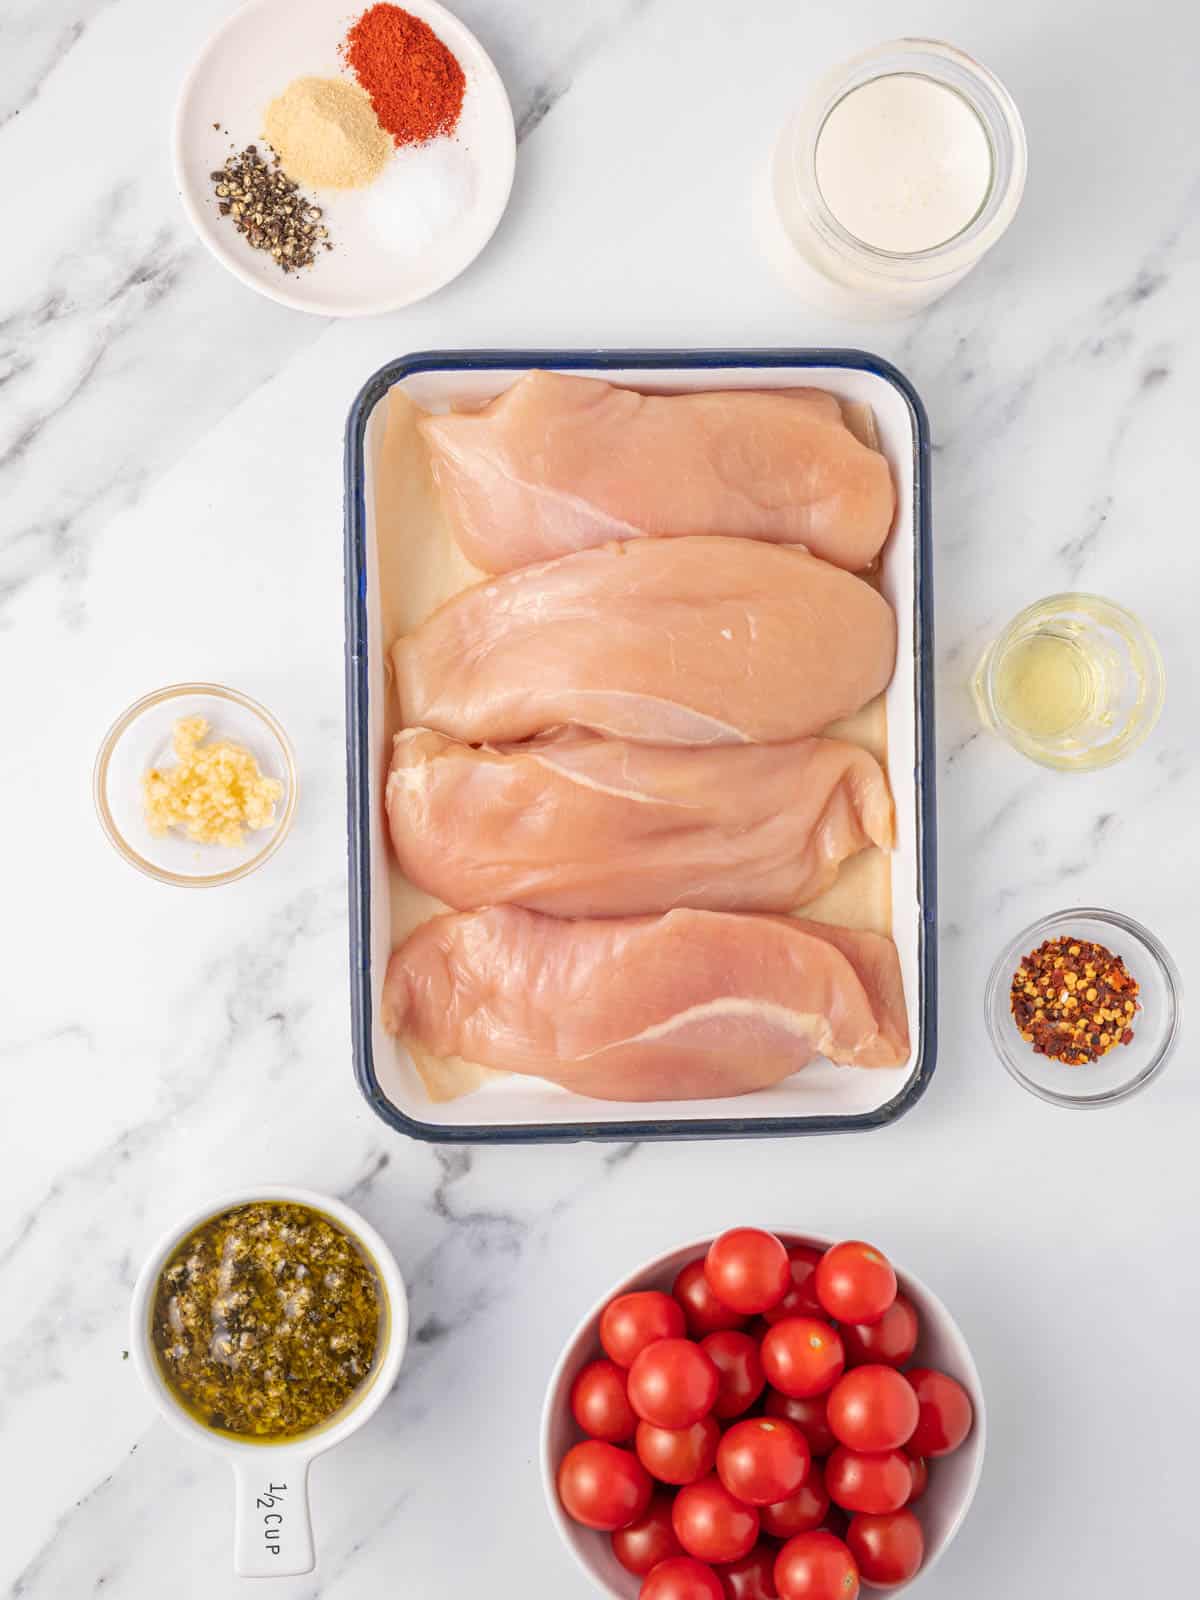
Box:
510, 0, 657, 141
3, 0, 1200, 1595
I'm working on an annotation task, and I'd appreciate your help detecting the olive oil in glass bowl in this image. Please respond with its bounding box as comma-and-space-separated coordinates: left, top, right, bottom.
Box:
972, 594, 1165, 770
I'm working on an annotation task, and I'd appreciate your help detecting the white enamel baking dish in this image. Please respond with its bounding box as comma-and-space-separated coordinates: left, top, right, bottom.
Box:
344, 350, 936, 1142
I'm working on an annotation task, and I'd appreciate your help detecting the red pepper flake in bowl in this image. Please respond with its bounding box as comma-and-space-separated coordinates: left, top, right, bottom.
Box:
1010, 936, 1140, 1065
341, 4, 466, 147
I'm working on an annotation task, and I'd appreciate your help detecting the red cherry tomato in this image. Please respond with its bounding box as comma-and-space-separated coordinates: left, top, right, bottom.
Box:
719, 1543, 779, 1600
602, 1291, 688, 1369
824, 1448, 912, 1515
846, 1510, 924, 1588
673, 1475, 761, 1564
905, 1454, 928, 1503
839, 1295, 918, 1369
613, 1492, 684, 1576
905, 1368, 973, 1457
814, 1242, 897, 1326
764, 1390, 837, 1456
827, 1366, 919, 1454
717, 1417, 811, 1507
760, 1461, 830, 1538
571, 1358, 638, 1443
558, 1440, 653, 1531
642, 1555, 727, 1600
763, 1246, 824, 1326
675, 1259, 750, 1337
705, 1230, 791, 1315
637, 1416, 721, 1485
629, 1339, 720, 1429
761, 1319, 845, 1399
701, 1331, 766, 1419
774, 1531, 860, 1600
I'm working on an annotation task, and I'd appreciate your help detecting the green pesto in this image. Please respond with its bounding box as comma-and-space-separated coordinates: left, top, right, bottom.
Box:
152, 1201, 382, 1440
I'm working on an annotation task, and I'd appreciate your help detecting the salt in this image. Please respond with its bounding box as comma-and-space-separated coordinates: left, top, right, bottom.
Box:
365, 139, 475, 258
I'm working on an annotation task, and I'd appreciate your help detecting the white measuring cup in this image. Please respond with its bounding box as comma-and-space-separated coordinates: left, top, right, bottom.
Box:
130, 1185, 408, 1576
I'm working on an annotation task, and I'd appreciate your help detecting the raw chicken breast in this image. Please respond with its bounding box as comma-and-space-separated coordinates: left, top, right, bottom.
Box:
419, 371, 895, 572
386, 727, 894, 916
382, 907, 910, 1102
392, 537, 896, 745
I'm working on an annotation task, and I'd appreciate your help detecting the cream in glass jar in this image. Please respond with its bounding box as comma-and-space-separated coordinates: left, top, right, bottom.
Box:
763, 39, 1027, 318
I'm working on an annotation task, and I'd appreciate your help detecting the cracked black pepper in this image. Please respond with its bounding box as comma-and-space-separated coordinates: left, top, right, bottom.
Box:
152, 1200, 382, 1439
210, 145, 331, 271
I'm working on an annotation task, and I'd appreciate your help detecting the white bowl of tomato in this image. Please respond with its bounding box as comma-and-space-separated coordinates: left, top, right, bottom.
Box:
540, 1230, 985, 1599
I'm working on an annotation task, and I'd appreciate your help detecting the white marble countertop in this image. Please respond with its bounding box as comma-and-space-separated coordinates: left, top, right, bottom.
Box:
4, 0, 1199, 1594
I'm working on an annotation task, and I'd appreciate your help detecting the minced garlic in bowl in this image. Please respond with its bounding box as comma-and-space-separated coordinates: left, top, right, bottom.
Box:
94, 683, 297, 886
142, 716, 282, 847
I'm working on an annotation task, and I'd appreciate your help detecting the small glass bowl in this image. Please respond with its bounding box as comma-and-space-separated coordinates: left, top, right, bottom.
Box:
985, 908, 1181, 1108
94, 683, 297, 887
972, 593, 1165, 771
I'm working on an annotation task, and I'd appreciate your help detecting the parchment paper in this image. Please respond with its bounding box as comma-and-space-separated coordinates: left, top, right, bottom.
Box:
374, 386, 892, 1101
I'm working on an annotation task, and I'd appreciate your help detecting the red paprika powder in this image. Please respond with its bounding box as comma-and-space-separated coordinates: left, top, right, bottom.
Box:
341, 4, 466, 146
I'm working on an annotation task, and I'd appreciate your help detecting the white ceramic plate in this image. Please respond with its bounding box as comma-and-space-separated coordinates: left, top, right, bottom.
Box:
174, 0, 515, 316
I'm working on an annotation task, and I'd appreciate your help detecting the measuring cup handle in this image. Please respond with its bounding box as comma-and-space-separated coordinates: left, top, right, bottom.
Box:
232, 1455, 315, 1576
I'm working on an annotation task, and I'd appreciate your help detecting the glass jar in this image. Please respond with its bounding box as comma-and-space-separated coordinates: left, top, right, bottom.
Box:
763, 38, 1027, 319
972, 594, 1166, 771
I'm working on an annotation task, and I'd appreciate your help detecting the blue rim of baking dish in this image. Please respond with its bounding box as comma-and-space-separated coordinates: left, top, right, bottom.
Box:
344, 349, 937, 1143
